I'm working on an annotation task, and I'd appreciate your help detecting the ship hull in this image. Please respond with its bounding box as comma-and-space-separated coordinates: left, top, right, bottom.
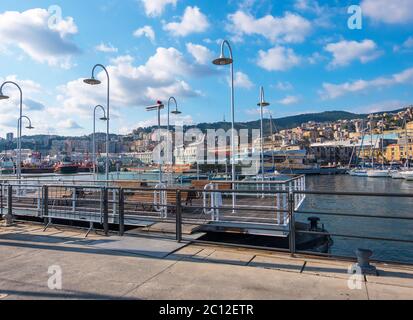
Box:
55, 166, 79, 175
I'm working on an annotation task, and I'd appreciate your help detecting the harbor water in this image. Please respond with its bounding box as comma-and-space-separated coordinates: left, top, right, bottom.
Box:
301, 175, 413, 264
13, 172, 413, 264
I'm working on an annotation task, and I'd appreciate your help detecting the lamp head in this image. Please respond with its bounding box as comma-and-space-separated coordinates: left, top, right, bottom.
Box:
146, 101, 164, 111
212, 54, 233, 66
0, 93, 9, 100
26, 125, 34, 130
171, 110, 182, 115
100, 117, 108, 121
257, 101, 270, 107
84, 78, 101, 85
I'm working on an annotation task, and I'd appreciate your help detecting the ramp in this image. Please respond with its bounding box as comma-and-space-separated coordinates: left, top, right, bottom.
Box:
78, 235, 189, 259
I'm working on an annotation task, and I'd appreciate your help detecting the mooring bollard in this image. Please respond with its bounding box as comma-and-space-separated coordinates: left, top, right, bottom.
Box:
353, 248, 377, 275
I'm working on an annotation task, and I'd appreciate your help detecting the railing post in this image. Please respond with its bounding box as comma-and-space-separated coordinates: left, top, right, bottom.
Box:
118, 188, 124, 236
43, 186, 49, 223
0, 184, 3, 218
4, 185, 13, 227
288, 191, 296, 256
103, 187, 109, 236
176, 190, 182, 243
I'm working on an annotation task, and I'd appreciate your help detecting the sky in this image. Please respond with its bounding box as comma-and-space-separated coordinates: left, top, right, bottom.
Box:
0, 0, 412, 137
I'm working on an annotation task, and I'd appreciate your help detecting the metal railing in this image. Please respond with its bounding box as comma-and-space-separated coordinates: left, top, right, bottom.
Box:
1, 181, 412, 265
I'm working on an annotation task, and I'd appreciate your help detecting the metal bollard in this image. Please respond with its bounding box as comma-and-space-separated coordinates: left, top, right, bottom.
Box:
353, 248, 377, 275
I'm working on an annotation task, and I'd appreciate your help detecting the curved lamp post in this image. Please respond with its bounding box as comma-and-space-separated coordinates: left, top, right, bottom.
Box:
258, 86, 270, 180
0, 81, 24, 180
147, 101, 165, 183
167, 97, 181, 167
258, 87, 270, 197
92, 105, 108, 175
84, 64, 110, 182
212, 40, 236, 211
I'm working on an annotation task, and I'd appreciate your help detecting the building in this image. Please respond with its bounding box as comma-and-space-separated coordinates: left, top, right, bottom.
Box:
135, 152, 153, 165
385, 144, 413, 162
6, 133, 13, 142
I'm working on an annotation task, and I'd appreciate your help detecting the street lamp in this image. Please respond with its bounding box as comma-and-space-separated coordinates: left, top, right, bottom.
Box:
212, 40, 236, 210
146, 101, 165, 183
258, 86, 270, 180
0, 81, 24, 180
258, 87, 270, 198
84, 64, 110, 182
167, 97, 182, 167
92, 105, 108, 175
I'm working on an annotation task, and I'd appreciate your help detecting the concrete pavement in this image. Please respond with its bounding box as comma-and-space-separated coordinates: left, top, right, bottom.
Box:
0, 223, 412, 300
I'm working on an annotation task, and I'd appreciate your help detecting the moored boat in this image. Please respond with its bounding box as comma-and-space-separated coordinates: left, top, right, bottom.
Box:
54, 156, 79, 174
366, 169, 390, 178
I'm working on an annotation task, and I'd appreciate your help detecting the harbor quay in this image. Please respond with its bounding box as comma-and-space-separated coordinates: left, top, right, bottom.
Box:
1, 222, 413, 300
2, 0, 413, 307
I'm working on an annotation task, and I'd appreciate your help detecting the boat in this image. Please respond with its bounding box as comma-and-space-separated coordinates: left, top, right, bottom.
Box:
366, 169, 390, 178
348, 168, 368, 177
405, 173, 413, 181
176, 174, 209, 183
390, 170, 405, 179
54, 156, 79, 174
0, 157, 15, 175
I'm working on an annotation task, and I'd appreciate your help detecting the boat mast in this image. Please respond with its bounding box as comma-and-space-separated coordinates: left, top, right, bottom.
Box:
405, 115, 409, 169
370, 116, 374, 168
381, 117, 385, 170
268, 111, 276, 170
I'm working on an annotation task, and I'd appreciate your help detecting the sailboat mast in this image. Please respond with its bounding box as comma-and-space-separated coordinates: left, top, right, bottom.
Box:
405, 115, 409, 169
370, 117, 374, 168
381, 117, 385, 169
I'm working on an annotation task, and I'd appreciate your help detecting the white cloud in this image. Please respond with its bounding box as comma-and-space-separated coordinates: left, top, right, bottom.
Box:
294, 0, 323, 14
186, 43, 213, 65
227, 10, 311, 44
355, 100, 409, 114
58, 47, 204, 119
133, 26, 156, 43
134, 114, 194, 129
95, 43, 118, 53
0, 75, 54, 135
278, 95, 299, 105
257, 46, 301, 71
58, 119, 83, 130
324, 39, 381, 68
320, 68, 413, 100
0, 8, 79, 68
361, 0, 413, 24
231, 71, 254, 89
394, 36, 413, 52
140, 0, 177, 17
275, 81, 294, 91
164, 6, 209, 37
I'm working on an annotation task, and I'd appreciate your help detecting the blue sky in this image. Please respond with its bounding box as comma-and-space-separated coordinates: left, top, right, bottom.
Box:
0, 0, 412, 137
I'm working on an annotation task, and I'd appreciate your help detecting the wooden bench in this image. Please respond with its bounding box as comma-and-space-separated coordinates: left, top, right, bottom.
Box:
125, 189, 190, 212
114, 181, 149, 189
191, 180, 233, 191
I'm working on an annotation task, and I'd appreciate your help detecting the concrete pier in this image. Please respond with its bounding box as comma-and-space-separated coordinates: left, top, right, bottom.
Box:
0, 222, 412, 300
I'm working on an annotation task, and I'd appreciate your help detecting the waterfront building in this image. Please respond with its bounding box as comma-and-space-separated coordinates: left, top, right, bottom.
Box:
6, 133, 13, 142
134, 151, 153, 165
